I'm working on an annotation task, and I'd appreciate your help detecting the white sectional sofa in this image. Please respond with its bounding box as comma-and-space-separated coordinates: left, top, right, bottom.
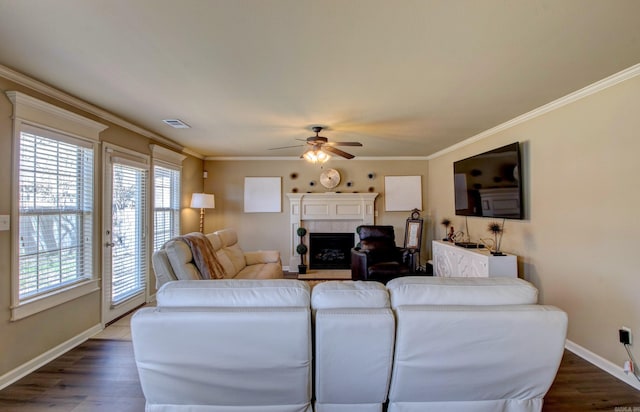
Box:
132, 279, 312, 412
131, 277, 567, 412
152, 228, 283, 288
311, 281, 395, 412
385, 277, 567, 412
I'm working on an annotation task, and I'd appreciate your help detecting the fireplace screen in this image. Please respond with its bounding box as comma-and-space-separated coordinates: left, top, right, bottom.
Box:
309, 233, 354, 269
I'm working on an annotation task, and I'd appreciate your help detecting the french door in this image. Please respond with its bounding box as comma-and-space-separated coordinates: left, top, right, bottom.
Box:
102, 144, 149, 324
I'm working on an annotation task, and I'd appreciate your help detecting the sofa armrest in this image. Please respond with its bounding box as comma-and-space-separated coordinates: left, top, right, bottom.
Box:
350, 248, 369, 280
245, 250, 281, 265
152, 249, 178, 289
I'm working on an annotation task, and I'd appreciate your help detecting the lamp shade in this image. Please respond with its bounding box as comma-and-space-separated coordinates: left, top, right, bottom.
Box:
190, 193, 215, 209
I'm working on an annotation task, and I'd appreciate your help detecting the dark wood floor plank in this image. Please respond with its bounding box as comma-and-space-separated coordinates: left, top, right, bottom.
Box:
0, 340, 145, 411
1, 339, 639, 411
543, 351, 640, 411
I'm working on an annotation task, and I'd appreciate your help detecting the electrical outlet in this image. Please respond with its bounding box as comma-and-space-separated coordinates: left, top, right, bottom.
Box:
620, 327, 632, 345
0, 215, 9, 231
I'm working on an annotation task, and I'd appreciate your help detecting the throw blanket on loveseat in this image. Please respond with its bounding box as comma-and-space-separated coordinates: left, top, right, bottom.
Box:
176, 233, 225, 279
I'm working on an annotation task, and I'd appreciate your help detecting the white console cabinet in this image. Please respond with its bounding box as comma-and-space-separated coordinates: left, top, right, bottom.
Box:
432, 240, 517, 278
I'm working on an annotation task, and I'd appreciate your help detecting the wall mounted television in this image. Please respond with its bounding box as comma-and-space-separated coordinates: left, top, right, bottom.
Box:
453, 142, 523, 219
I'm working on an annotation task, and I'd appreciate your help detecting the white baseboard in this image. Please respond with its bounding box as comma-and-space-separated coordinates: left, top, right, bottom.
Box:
565, 339, 640, 391
0, 323, 103, 390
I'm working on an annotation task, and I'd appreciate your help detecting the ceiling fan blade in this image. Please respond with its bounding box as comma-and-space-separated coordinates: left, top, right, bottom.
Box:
323, 146, 355, 159
326, 141, 363, 147
268, 144, 305, 150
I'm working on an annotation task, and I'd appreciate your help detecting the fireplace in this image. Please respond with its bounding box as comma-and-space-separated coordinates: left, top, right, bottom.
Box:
309, 233, 354, 270
286, 193, 378, 272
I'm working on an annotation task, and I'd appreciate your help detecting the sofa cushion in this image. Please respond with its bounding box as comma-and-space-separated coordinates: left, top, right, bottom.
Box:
387, 305, 567, 410
133, 306, 313, 412
234, 262, 283, 280
225, 243, 248, 273
163, 240, 201, 281
214, 249, 236, 278
312, 281, 390, 309
386, 276, 538, 307
216, 228, 248, 274
205, 233, 220, 249
157, 279, 310, 307
245, 250, 281, 265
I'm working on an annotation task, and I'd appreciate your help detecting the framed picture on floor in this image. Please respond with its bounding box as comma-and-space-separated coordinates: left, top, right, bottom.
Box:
404, 218, 423, 250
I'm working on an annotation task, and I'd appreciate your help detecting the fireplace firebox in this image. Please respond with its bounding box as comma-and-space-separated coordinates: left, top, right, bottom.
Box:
309, 233, 354, 270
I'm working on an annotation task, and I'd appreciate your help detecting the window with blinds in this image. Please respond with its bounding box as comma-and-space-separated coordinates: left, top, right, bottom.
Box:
18, 130, 94, 299
153, 165, 181, 251
111, 162, 147, 304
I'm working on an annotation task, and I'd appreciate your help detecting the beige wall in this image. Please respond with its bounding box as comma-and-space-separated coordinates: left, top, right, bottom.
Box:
0, 75, 201, 378
203, 159, 428, 267
427, 75, 640, 367
180, 155, 205, 235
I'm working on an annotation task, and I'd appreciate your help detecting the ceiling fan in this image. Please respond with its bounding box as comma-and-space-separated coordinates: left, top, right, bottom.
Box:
269, 126, 363, 162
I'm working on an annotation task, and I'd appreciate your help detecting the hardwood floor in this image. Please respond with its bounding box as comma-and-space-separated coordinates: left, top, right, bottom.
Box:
0, 340, 144, 412
545, 351, 640, 411
1, 340, 639, 411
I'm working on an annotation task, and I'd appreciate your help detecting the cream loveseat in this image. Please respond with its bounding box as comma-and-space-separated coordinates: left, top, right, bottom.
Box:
132, 277, 567, 412
152, 228, 283, 288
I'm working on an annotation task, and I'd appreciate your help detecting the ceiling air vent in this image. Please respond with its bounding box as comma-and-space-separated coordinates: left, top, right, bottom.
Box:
162, 119, 191, 129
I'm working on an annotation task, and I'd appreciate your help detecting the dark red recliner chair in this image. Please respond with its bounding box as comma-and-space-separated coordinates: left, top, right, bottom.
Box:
350, 225, 412, 284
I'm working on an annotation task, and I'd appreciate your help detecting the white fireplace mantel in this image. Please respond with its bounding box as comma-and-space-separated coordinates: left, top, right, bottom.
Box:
286, 192, 378, 271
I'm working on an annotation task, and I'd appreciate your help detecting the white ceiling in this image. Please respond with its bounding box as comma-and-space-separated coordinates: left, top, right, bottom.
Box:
1, 0, 639, 158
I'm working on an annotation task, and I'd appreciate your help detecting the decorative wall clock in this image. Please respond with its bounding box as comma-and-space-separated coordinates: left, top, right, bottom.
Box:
320, 168, 341, 189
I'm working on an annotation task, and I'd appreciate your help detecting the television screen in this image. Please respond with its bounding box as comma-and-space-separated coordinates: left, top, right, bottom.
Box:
453, 142, 523, 219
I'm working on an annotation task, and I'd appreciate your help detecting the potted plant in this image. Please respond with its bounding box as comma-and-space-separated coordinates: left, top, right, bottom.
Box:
487, 220, 505, 256
296, 227, 308, 274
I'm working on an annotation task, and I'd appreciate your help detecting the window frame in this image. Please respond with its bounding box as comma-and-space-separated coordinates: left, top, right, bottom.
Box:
152, 161, 182, 251
7, 91, 107, 321
150, 144, 185, 252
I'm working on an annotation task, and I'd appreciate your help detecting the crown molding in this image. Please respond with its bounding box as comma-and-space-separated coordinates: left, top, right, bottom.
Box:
427, 63, 640, 160
0, 64, 189, 153
181, 147, 205, 160
150, 144, 187, 165
6, 91, 108, 141
205, 156, 430, 161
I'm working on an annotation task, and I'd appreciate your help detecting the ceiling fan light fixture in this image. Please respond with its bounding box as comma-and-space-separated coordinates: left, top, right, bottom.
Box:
303, 148, 330, 164
270, 125, 360, 160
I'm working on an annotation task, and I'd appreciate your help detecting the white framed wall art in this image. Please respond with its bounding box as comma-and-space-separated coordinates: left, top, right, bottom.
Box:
244, 177, 282, 213
384, 175, 422, 211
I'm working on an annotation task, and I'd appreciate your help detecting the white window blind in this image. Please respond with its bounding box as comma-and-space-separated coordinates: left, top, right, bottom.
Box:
153, 165, 181, 251
18, 130, 94, 299
111, 162, 148, 304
